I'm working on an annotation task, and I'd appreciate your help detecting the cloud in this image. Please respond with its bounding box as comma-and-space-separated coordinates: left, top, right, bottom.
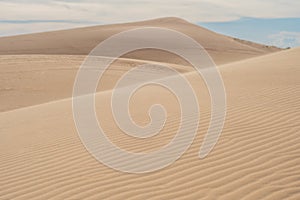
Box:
1, 0, 300, 23
1, 0, 300, 36
268, 31, 300, 48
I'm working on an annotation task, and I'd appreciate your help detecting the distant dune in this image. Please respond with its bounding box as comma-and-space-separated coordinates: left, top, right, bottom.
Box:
0, 17, 280, 65
0, 18, 299, 200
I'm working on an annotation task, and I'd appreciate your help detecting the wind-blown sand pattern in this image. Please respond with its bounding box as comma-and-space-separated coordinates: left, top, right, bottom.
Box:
0, 18, 299, 199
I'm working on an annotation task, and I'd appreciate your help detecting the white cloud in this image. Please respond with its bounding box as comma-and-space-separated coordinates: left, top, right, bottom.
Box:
0, 0, 300, 36
1, 0, 300, 23
269, 31, 300, 48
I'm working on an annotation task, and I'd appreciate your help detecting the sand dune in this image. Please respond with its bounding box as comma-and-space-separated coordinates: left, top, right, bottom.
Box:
0, 17, 280, 65
0, 17, 282, 112
1, 45, 299, 200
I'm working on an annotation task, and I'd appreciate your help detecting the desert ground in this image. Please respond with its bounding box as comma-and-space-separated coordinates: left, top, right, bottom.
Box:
0, 17, 299, 199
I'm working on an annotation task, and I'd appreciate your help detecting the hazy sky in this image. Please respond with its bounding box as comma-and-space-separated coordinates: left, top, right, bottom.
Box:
0, 0, 299, 47
200, 18, 300, 48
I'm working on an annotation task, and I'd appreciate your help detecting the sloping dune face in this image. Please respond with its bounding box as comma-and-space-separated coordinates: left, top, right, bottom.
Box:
0, 17, 280, 65
0, 45, 299, 200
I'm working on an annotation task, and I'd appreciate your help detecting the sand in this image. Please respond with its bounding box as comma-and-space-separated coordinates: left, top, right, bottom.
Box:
0, 17, 280, 65
0, 18, 299, 199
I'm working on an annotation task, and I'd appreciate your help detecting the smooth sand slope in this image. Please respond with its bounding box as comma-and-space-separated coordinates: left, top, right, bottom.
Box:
0, 17, 280, 65
0, 55, 193, 112
0, 43, 299, 200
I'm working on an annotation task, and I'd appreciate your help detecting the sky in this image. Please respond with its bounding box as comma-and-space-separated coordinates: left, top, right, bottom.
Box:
0, 0, 299, 47
199, 18, 300, 48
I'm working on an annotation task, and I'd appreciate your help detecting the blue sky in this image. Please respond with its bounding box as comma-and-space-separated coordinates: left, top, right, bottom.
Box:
199, 18, 300, 48
0, 0, 299, 47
